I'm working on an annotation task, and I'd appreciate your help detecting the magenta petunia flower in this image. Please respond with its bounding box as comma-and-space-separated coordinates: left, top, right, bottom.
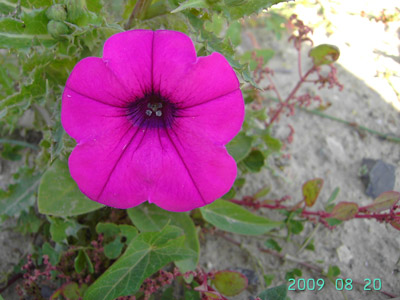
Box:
61, 29, 244, 212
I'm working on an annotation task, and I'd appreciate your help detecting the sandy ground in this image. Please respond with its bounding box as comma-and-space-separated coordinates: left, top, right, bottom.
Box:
200, 1, 400, 299
1, 0, 400, 299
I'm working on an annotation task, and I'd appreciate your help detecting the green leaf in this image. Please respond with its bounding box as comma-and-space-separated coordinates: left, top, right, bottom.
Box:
161, 286, 174, 300
258, 284, 287, 300
38, 159, 103, 217
264, 238, 281, 252
0, 0, 52, 11
226, 21, 241, 47
234, 177, 246, 188
0, 10, 56, 48
309, 44, 340, 66
326, 187, 340, 209
49, 217, 82, 243
390, 219, 400, 231
262, 133, 282, 152
75, 250, 86, 273
302, 178, 323, 207
226, 132, 254, 162
128, 204, 199, 273
0, 66, 45, 113
15, 207, 42, 234
325, 218, 342, 227
263, 274, 275, 287
52, 282, 87, 300
96, 222, 120, 238
42, 242, 60, 265
171, 0, 208, 13
200, 199, 281, 235
204, 14, 224, 35
0, 294, 4, 300
104, 238, 124, 259
330, 202, 358, 221
327, 265, 341, 278
224, 0, 286, 20
212, 270, 248, 296
118, 225, 138, 244
254, 186, 270, 199
184, 285, 201, 300
49, 217, 70, 243
241, 49, 275, 70
84, 225, 196, 300
288, 219, 303, 234
364, 191, 400, 213
285, 268, 301, 280
221, 187, 236, 200
243, 150, 265, 172
0, 171, 42, 217
86, 0, 102, 13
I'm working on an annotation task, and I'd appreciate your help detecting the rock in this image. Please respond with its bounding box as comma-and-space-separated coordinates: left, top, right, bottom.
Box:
360, 158, 396, 198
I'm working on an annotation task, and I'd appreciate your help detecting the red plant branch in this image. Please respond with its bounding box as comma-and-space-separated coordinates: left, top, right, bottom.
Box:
228, 198, 400, 227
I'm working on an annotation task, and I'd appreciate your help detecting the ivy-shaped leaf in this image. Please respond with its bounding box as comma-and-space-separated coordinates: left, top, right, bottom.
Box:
128, 204, 199, 273
84, 225, 196, 300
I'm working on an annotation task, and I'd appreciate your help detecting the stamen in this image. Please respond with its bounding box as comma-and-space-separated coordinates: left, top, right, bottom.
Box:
125, 93, 177, 128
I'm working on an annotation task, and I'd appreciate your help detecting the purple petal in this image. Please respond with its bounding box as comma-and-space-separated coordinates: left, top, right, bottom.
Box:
63, 29, 244, 212
62, 57, 131, 142
103, 29, 153, 96
177, 89, 244, 145
69, 126, 159, 209
152, 31, 240, 107
149, 127, 237, 212
69, 124, 236, 211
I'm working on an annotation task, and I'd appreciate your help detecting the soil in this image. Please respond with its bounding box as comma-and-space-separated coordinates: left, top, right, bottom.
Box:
1, 0, 400, 299
200, 1, 400, 300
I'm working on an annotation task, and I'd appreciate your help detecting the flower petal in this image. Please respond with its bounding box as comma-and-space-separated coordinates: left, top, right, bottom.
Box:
152, 30, 240, 107
68, 125, 161, 209
103, 29, 153, 96
62, 57, 131, 142
177, 89, 244, 145
149, 127, 237, 212
69, 124, 236, 211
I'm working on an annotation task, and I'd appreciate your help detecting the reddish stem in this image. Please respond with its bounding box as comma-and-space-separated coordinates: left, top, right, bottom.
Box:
266, 67, 316, 127
228, 199, 400, 223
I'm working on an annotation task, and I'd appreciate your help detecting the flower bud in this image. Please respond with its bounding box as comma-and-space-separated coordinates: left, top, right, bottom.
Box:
47, 20, 69, 39
66, 0, 87, 23
46, 4, 67, 21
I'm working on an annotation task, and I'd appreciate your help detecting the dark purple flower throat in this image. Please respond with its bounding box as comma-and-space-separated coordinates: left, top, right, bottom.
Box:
125, 92, 178, 128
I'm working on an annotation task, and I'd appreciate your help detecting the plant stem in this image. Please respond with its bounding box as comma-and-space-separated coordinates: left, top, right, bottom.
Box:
0, 273, 23, 293
0, 138, 39, 150
304, 107, 400, 143
229, 199, 400, 223
266, 67, 316, 127
125, 0, 153, 29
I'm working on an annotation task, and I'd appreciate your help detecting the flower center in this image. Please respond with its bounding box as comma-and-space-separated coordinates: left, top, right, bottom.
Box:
125, 92, 177, 128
